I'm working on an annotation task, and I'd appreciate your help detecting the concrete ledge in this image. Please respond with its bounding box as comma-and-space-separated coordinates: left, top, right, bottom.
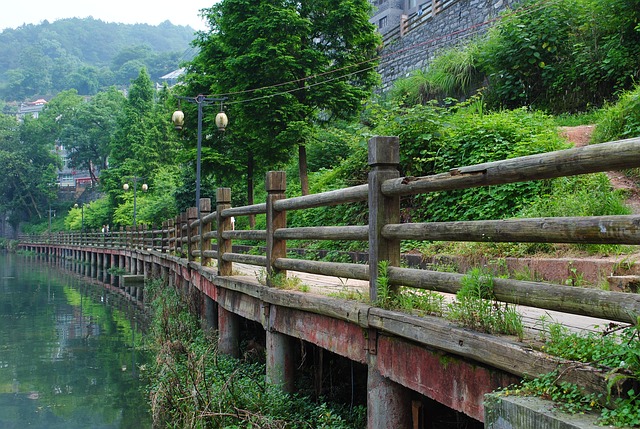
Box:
485, 394, 603, 429
122, 275, 145, 287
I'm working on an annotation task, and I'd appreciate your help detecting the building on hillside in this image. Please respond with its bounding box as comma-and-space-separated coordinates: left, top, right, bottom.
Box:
16, 98, 47, 121
54, 144, 94, 189
158, 68, 185, 89
370, 0, 409, 36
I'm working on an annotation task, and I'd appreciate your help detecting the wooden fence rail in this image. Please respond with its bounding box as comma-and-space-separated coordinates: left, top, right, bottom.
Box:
19, 136, 640, 326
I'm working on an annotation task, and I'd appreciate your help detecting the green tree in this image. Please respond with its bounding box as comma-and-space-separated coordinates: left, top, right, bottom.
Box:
101, 70, 182, 225
184, 0, 380, 198
0, 114, 60, 225
60, 87, 127, 184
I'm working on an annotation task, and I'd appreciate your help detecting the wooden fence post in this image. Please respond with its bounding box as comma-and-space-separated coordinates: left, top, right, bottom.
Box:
266, 171, 287, 286
176, 213, 184, 257
187, 207, 198, 262
200, 198, 212, 266
368, 136, 401, 303
366, 135, 410, 429
161, 221, 167, 253
167, 219, 175, 254
216, 188, 232, 276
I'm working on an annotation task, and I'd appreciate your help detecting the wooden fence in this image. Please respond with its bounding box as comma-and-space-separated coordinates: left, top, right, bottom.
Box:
21, 135, 640, 329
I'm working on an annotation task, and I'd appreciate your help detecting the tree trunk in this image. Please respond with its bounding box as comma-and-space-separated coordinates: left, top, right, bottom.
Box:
248, 152, 255, 228
299, 144, 309, 196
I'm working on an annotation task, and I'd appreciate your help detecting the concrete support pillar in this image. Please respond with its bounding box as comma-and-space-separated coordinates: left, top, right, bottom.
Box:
266, 329, 296, 393
152, 261, 160, 279
367, 355, 412, 429
203, 295, 218, 332
218, 306, 240, 358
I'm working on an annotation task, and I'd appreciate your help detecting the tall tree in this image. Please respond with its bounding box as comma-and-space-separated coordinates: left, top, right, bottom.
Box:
184, 0, 380, 196
101, 70, 182, 216
0, 114, 60, 224
60, 87, 126, 184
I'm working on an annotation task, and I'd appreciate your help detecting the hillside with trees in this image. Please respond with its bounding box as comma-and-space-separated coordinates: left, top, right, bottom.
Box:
0, 18, 195, 102
3, 0, 640, 425
3, 0, 639, 240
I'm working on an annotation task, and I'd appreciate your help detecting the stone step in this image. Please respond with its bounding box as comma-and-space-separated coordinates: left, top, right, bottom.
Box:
607, 275, 640, 292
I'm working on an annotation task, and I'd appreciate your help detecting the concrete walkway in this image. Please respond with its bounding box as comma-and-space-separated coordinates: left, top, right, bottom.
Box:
229, 261, 619, 343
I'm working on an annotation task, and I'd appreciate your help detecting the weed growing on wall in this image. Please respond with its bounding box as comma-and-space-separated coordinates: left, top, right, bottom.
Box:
502, 321, 640, 427
447, 268, 524, 339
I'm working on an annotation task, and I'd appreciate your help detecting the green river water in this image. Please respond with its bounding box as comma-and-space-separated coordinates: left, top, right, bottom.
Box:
0, 253, 151, 428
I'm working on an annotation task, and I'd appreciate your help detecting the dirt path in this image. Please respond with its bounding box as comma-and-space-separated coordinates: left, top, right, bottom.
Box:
560, 125, 640, 214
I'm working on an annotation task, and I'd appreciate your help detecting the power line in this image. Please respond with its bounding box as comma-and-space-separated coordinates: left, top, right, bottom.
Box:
195, 0, 562, 106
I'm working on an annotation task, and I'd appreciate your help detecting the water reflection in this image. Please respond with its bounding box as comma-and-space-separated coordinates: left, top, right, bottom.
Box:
0, 253, 151, 429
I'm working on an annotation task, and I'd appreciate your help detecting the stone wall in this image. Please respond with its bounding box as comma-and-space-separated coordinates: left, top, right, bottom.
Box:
377, 0, 521, 92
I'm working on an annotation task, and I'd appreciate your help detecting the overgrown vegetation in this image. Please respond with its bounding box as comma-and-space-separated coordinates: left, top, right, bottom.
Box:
394, 0, 640, 113
374, 260, 446, 316
503, 321, 640, 427
447, 268, 523, 339
146, 280, 365, 428
374, 262, 523, 338
593, 84, 640, 144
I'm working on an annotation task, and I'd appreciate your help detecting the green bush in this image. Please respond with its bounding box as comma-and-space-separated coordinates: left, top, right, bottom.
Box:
390, 0, 640, 113
593, 84, 640, 143
520, 173, 631, 218
403, 106, 568, 221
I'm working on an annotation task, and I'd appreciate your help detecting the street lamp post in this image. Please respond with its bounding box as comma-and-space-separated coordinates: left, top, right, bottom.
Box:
48, 205, 56, 235
74, 203, 84, 231
172, 95, 228, 218
123, 177, 148, 227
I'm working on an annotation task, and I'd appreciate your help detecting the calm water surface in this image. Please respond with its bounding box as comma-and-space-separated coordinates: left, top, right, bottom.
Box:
0, 253, 151, 429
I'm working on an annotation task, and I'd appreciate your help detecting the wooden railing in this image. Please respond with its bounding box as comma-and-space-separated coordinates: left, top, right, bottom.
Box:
382, 0, 457, 45
20, 136, 640, 327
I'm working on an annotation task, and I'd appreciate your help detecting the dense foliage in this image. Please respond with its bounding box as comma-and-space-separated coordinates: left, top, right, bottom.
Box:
0, 113, 59, 224
593, 84, 640, 144
146, 281, 366, 428
0, 18, 194, 101
182, 0, 380, 197
392, 0, 640, 113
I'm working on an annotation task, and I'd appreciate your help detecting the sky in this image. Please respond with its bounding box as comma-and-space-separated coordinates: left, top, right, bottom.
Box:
0, 0, 216, 32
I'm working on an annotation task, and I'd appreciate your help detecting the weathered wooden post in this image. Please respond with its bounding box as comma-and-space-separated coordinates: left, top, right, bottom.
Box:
368, 135, 401, 301
167, 219, 175, 254
266, 171, 287, 286
187, 207, 198, 262
216, 188, 232, 276
367, 136, 411, 429
161, 221, 167, 253
178, 213, 187, 257
200, 198, 212, 267
264, 171, 295, 392
215, 188, 239, 357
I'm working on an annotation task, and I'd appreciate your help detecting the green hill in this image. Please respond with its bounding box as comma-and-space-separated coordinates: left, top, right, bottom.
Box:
0, 18, 196, 102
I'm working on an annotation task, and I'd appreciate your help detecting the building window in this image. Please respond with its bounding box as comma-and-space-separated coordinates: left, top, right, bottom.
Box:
379, 16, 388, 29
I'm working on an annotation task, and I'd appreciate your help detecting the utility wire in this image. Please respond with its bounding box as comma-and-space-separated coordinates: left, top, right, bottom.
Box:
195, 0, 562, 106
